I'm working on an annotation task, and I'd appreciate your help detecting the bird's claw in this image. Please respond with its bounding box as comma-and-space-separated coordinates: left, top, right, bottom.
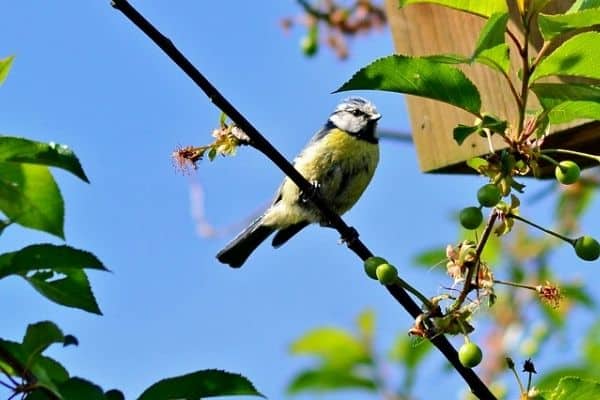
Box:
300, 181, 321, 204
340, 226, 359, 245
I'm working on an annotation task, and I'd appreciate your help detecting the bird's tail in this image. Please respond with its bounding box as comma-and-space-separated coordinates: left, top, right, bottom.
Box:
216, 217, 275, 268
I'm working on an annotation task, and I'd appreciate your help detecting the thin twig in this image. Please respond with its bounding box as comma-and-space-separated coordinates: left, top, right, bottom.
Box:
110, 2, 497, 398
507, 213, 574, 244
453, 210, 498, 310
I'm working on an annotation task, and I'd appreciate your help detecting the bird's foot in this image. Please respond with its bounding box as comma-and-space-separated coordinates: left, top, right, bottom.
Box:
300, 181, 321, 204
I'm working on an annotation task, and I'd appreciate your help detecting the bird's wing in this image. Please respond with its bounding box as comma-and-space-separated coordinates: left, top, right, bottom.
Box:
268, 123, 332, 207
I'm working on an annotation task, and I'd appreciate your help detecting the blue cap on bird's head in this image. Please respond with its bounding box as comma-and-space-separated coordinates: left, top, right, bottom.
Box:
334, 97, 381, 121
329, 97, 381, 138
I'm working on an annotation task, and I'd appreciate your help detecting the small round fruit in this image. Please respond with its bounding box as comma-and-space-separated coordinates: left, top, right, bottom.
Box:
574, 236, 600, 261
555, 160, 580, 185
458, 342, 483, 368
375, 263, 398, 285
364, 256, 387, 280
300, 36, 318, 57
460, 207, 483, 229
477, 184, 502, 207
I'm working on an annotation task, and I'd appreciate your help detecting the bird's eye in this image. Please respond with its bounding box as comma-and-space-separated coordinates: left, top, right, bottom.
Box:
351, 109, 362, 116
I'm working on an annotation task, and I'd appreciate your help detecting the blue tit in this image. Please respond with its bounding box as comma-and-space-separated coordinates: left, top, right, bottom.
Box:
217, 97, 381, 268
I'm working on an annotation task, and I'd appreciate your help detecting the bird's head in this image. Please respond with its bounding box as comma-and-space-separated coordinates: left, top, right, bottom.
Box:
328, 97, 381, 142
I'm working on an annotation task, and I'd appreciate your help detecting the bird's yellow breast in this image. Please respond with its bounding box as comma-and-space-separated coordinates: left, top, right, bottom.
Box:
263, 128, 379, 227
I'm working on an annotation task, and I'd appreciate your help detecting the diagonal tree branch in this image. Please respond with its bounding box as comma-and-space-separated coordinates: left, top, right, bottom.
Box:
110, 1, 496, 398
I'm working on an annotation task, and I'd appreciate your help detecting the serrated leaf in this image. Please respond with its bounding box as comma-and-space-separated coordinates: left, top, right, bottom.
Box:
531, 83, 600, 109
536, 367, 595, 390
137, 369, 265, 400
550, 376, 600, 399
23, 321, 66, 357
453, 124, 480, 145
398, 0, 507, 17
335, 55, 481, 115
0, 162, 64, 238
530, 32, 600, 82
423, 53, 470, 64
547, 101, 600, 124
472, 13, 510, 74
25, 268, 102, 314
0, 55, 15, 86
0, 339, 62, 398
568, 0, 600, 12
287, 369, 376, 394
0, 136, 89, 182
0, 244, 107, 280
290, 328, 370, 369
538, 9, 600, 41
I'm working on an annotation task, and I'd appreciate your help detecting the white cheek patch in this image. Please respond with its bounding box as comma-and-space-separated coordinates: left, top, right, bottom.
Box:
329, 112, 364, 134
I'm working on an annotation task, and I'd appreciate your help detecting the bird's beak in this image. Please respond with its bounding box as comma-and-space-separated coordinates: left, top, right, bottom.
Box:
369, 112, 382, 121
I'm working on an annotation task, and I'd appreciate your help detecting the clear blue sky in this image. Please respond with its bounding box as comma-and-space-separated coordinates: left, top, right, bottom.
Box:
1, 2, 598, 399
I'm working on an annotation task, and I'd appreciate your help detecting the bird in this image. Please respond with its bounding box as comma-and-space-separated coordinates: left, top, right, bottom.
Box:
217, 97, 381, 268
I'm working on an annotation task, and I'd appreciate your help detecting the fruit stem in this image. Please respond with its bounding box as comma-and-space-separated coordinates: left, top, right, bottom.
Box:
508, 359, 526, 394
392, 278, 433, 309
493, 279, 537, 291
538, 154, 560, 167
541, 148, 600, 164
507, 213, 575, 245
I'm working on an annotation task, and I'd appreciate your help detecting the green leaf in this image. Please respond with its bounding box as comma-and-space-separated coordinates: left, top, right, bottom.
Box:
287, 369, 376, 394
137, 369, 265, 400
0, 339, 62, 398
423, 53, 470, 64
453, 124, 480, 145
547, 101, 600, 124
0, 244, 107, 280
550, 376, 600, 399
25, 268, 102, 314
23, 321, 70, 357
389, 335, 432, 370
412, 246, 446, 270
530, 32, 600, 82
105, 389, 126, 400
0, 162, 64, 238
335, 55, 481, 115
0, 136, 89, 182
472, 13, 510, 74
0, 55, 15, 86
536, 367, 595, 390
568, 0, 600, 13
398, 0, 507, 17
37, 355, 70, 383
59, 377, 106, 400
538, 9, 600, 41
356, 309, 375, 341
290, 328, 370, 369
583, 321, 600, 365
561, 283, 594, 308
531, 83, 600, 109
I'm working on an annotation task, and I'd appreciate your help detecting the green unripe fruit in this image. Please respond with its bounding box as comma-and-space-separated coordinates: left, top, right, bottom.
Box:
477, 184, 502, 207
300, 36, 318, 57
574, 236, 600, 261
555, 160, 580, 185
364, 256, 387, 280
458, 342, 483, 368
375, 263, 398, 285
459, 207, 483, 229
